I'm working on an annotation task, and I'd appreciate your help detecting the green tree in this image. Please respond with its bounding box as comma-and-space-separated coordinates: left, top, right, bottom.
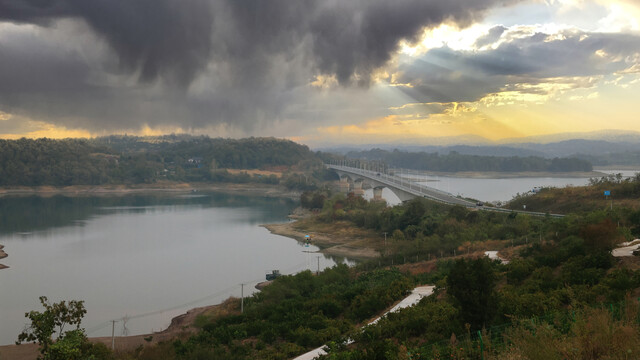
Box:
447, 257, 498, 330
16, 296, 108, 360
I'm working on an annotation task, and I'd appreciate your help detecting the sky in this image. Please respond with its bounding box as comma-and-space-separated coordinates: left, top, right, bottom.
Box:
0, 0, 639, 146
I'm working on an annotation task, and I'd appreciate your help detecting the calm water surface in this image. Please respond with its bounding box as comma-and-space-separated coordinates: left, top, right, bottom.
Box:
0, 193, 350, 345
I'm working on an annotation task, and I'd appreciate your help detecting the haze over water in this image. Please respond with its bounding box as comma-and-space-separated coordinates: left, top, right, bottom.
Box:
0, 193, 348, 345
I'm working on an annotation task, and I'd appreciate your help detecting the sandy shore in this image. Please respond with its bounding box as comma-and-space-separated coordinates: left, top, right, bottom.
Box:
262, 220, 380, 260
0, 182, 301, 199
0, 244, 7, 270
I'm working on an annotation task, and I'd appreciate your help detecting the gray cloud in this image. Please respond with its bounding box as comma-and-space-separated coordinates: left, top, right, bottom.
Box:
395, 30, 640, 103
474, 25, 507, 48
0, 0, 214, 85
0, 0, 518, 134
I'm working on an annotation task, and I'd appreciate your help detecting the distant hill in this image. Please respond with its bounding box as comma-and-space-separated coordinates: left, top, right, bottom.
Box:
344, 149, 593, 173
507, 139, 640, 158
319, 135, 640, 165
0, 136, 319, 186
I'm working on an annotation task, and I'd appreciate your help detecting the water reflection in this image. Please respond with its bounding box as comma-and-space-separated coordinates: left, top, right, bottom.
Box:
0, 192, 296, 235
0, 192, 351, 345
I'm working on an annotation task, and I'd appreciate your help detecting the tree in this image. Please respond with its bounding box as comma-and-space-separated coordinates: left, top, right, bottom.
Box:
16, 296, 109, 360
447, 257, 498, 330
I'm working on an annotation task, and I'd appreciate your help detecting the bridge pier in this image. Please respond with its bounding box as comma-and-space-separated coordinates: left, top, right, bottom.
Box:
338, 176, 350, 193
352, 180, 365, 196
372, 187, 385, 202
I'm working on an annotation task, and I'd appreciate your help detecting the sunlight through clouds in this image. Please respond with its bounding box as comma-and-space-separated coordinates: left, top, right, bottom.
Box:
0, 0, 639, 144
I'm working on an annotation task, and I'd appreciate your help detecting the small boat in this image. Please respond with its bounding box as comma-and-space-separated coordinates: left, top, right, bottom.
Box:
266, 270, 281, 281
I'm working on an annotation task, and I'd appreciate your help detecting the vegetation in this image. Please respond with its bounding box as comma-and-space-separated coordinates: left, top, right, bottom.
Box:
311, 204, 640, 359
0, 136, 326, 187
508, 173, 640, 215
12, 149, 640, 359
119, 266, 412, 360
577, 150, 640, 166
346, 148, 593, 172
78, 178, 637, 359
16, 296, 111, 360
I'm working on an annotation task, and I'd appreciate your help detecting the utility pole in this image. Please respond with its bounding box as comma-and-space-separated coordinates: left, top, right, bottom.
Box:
240, 283, 244, 313
111, 320, 116, 350
316, 256, 321, 275
383, 232, 387, 256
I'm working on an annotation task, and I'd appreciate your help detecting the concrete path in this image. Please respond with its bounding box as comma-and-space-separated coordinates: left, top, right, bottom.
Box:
485, 251, 509, 264
612, 239, 640, 257
293, 285, 435, 360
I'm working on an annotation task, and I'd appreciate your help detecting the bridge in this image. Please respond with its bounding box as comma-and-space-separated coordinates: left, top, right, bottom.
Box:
326, 163, 564, 218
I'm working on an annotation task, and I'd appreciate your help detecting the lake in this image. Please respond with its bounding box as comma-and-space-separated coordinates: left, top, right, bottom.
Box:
0, 192, 350, 346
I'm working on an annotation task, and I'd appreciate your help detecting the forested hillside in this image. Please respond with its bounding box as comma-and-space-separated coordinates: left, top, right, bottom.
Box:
0, 136, 320, 186
346, 149, 593, 172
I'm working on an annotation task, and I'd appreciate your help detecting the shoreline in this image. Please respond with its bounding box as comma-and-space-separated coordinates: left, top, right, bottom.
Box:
262, 219, 380, 261
0, 244, 6, 270
0, 182, 301, 199
593, 166, 640, 171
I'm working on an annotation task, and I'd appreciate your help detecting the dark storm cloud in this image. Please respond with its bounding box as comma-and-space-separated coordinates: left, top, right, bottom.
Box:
0, 0, 520, 132
0, 0, 214, 85
395, 30, 640, 103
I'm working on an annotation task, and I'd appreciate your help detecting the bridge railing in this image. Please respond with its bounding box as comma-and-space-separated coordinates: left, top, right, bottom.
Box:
327, 164, 475, 207
326, 163, 565, 218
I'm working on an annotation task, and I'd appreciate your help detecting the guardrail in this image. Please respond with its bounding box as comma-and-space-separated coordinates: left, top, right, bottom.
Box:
328, 165, 475, 207
326, 164, 565, 218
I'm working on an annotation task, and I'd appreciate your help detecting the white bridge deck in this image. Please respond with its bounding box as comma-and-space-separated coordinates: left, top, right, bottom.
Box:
327, 164, 564, 218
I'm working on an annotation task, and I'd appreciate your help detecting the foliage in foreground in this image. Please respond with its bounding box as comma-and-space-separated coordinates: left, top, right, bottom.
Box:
16, 296, 112, 360
496, 304, 640, 360
316, 209, 640, 359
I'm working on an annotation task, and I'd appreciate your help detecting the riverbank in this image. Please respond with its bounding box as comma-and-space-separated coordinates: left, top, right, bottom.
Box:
0, 182, 301, 199
0, 244, 7, 270
263, 219, 380, 260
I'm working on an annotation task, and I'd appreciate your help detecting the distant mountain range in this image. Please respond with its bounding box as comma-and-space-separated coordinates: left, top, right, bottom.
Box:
316, 130, 640, 162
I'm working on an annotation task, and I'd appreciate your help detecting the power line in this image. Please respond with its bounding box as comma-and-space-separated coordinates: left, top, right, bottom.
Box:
86, 259, 314, 335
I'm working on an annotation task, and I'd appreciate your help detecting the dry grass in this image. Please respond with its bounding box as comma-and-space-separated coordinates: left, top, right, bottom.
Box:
495, 301, 640, 360
224, 169, 283, 178
508, 184, 640, 214
200, 297, 240, 320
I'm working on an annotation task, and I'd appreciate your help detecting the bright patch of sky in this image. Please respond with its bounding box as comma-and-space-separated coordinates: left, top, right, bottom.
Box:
1, 0, 639, 143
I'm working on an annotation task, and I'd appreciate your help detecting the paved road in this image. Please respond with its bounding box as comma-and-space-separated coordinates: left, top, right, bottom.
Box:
328, 164, 476, 207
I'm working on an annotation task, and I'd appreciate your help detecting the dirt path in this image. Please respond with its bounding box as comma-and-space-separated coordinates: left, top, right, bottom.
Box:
262, 221, 380, 260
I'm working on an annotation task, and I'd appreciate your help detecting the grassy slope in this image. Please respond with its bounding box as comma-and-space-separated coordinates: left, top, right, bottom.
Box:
507, 179, 640, 214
